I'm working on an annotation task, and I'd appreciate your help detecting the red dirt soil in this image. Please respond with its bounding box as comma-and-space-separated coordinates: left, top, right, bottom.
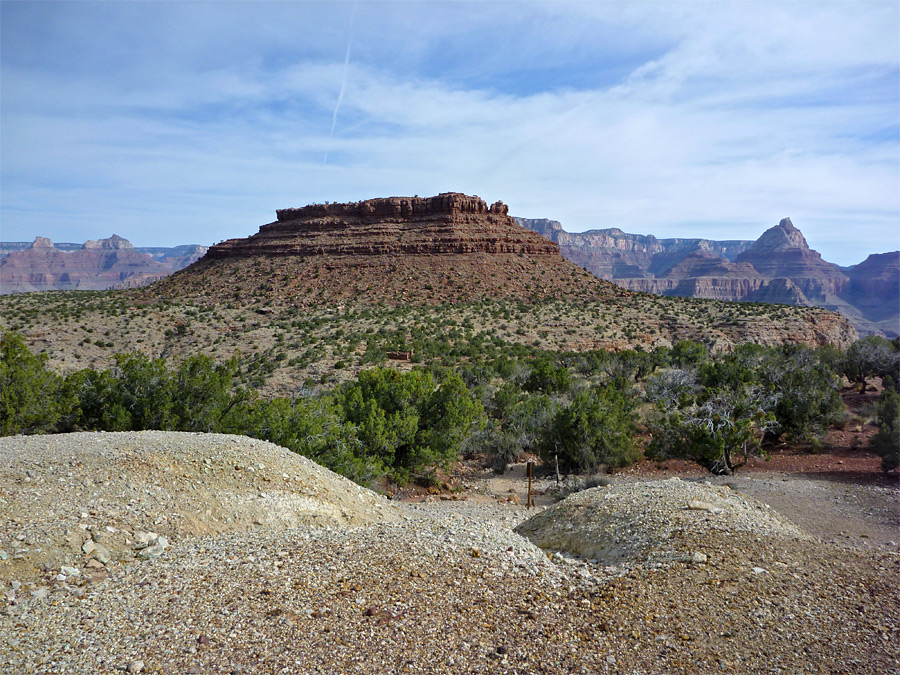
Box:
621, 384, 897, 488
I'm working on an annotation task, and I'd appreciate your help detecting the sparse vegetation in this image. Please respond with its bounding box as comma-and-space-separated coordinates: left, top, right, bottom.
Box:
4, 318, 876, 483
0, 286, 853, 399
0, 280, 882, 485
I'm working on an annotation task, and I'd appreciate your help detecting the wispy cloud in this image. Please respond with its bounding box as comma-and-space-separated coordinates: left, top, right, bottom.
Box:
1, 2, 897, 265
325, 2, 357, 165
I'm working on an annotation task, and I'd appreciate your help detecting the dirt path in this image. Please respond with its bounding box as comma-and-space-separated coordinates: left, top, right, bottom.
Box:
470, 457, 899, 552
716, 474, 899, 549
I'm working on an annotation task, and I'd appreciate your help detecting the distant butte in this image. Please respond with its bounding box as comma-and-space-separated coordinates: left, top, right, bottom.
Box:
1, 235, 171, 293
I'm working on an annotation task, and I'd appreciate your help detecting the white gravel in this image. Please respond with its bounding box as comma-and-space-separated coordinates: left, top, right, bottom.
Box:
2, 432, 898, 674
515, 478, 810, 567
0, 431, 399, 581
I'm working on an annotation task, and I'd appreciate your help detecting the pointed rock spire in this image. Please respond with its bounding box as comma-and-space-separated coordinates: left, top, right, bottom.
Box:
750, 217, 809, 252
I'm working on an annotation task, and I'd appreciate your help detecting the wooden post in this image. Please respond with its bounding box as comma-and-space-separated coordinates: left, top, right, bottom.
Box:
526, 461, 534, 509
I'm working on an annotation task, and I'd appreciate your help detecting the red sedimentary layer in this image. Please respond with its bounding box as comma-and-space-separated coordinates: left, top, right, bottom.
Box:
205, 193, 559, 260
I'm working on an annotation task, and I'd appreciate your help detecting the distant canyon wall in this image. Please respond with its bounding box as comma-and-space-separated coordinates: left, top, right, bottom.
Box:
516, 216, 899, 338
0, 236, 206, 294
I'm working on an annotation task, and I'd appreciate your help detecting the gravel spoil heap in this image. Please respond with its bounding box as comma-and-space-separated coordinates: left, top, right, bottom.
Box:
0, 431, 400, 583
514, 478, 809, 568
2, 433, 898, 673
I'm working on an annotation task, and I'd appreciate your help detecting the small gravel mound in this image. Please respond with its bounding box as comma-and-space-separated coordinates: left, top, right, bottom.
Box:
514, 477, 809, 567
0, 431, 399, 580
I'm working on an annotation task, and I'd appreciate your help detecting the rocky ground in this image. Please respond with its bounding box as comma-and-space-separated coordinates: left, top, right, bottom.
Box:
1, 432, 898, 674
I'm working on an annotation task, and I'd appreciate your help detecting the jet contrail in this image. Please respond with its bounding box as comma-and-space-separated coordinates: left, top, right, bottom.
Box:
324, 2, 357, 165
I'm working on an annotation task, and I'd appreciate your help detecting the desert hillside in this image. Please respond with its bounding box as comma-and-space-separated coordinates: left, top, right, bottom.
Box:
0, 194, 858, 396
0, 289, 857, 399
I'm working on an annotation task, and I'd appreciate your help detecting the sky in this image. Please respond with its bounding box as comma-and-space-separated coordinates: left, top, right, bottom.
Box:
1, 1, 898, 266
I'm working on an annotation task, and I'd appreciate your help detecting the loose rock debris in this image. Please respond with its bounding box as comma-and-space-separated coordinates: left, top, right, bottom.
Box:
1, 432, 898, 674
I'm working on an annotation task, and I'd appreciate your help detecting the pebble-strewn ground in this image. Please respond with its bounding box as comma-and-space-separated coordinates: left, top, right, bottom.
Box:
1, 433, 898, 674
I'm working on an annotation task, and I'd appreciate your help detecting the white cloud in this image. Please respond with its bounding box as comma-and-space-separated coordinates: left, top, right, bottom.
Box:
1, 1, 897, 266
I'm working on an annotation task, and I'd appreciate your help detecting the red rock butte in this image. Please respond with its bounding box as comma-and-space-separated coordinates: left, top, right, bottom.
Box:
204, 193, 559, 259
152, 192, 620, 306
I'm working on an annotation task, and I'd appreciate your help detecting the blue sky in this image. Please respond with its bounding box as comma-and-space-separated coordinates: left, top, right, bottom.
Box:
1, 1, 898, 266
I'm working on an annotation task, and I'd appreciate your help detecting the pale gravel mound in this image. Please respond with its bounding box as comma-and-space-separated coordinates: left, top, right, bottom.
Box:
2, 435, 899, 674
0, 431, 400, 581
3, 496, 899, 674
514, 477, 810, 567
1, 456, 899, 674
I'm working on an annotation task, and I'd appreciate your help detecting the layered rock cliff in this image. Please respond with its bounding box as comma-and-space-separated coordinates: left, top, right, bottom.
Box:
156, 193, 618, 306
733, 218, 849, 301
0, 236, 174, 293
517, 216, 897, 337
0, 237, 205, 294
514, 218, 753, 278
209, 194, 558, 260
846, 252, 900, 308
842, 252, 900, 334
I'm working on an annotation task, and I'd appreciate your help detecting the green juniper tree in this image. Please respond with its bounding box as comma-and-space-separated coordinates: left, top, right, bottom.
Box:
334, 368, 484, 481
0, 332, 70, 435
647, 384, 780, 475
870, 388, 900, 473
538, 385, 638, 472
845, 336, 900, 393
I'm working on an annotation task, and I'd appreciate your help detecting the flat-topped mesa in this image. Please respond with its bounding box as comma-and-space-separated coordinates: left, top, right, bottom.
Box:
82, 234, 134, 251
205, 192, 557, 260
274, 192, 508, 222
31, 236, 55, 249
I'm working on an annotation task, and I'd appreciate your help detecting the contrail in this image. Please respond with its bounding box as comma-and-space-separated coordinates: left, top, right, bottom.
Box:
324, 2, 357, 165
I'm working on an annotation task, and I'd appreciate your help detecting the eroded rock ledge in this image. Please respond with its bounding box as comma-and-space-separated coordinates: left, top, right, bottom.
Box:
205, 192, 559, 259
275, 192, 510, 221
